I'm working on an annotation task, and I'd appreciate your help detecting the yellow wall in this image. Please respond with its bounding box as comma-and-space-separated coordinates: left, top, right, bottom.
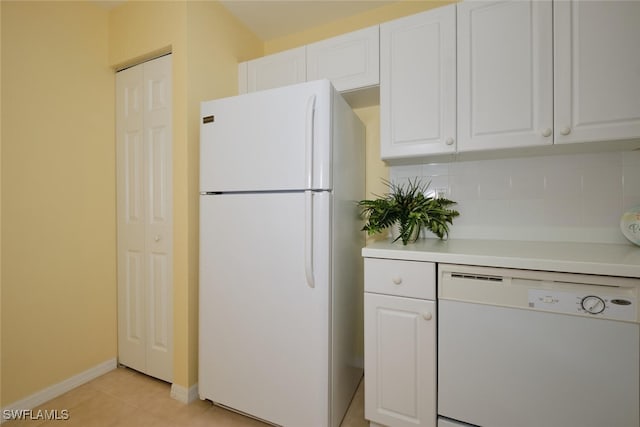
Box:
0, 0, 453, 405
109, 0, 261, 389
1, 1, 115, 405
265, 0, 455, 55
0, 0, 4, 409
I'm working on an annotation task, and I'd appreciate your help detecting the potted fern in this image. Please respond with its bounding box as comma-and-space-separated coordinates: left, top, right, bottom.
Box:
358, 178, 460, 245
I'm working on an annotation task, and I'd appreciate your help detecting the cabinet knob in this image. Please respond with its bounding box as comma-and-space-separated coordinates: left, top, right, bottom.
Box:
445, 137, 455, 146
542, 128, 552, 137
560, 126, 571, 136
422, 312, 433, 321
154, 235, 162, 242
392, 277, 402, 285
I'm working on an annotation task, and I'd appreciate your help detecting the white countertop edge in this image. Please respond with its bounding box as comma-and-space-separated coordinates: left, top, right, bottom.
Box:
362, 238, 640, 278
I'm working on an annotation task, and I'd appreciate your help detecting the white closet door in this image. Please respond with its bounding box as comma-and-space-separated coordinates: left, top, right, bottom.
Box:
116, 63, 146, 373
117, 55, 173, 383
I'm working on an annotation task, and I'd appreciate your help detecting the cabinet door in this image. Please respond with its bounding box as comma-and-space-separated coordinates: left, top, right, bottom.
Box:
238, 61, 248, 94
247, 47, 306, 92
380, 5, 456, 160
457, 0, 553, 152
307, 25, 379, 92
364, 293, 436, 427
554, 0, 640, 144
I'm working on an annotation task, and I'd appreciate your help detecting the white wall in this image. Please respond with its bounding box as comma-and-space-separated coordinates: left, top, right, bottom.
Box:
390, 150, 640, 244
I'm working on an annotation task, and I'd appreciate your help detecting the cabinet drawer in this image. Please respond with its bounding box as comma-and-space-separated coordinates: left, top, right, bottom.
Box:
364, 258, 435, 299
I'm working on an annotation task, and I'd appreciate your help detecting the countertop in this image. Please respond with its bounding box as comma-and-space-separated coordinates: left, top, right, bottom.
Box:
362, 238, 640, 278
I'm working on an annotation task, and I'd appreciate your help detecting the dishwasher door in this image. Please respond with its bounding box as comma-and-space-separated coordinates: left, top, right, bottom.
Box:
437, 265, 640, 427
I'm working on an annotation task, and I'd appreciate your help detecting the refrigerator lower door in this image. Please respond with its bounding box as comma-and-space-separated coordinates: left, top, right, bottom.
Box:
199, 191, 331, 426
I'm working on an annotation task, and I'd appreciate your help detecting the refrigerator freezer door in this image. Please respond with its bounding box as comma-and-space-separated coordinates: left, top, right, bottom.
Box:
200, 80, 332, 193
199, 191, 331, 426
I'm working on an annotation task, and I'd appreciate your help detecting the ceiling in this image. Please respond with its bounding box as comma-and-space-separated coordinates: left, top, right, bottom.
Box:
90, 0, 396, 42
219, 0, 396, 41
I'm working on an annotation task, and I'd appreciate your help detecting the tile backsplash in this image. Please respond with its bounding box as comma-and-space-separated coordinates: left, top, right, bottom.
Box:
390, 150, 640, 244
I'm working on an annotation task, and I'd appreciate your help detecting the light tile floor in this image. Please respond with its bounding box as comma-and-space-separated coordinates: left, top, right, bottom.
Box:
4, 367, 368, 427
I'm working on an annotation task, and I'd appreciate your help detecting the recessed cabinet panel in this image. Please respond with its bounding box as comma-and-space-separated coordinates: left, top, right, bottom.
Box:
247, 47, 306, 93
457, 0, 553, 152
380, 5, 456, 160
378, 306, 420, 417
554, 0, 640, 144
307, 25, 379, 92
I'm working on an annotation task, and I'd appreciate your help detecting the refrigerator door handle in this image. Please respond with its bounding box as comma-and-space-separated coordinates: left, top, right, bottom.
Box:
304, 190, 315, 288
305, 95, 316, 190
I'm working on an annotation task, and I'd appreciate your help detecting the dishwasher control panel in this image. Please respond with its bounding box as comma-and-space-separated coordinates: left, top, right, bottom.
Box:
528, 289, 637, 322
439, 264, 640, 323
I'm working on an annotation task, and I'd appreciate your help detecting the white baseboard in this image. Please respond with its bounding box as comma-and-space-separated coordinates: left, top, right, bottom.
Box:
170, 383, 199, 404
1, 358, 117, 423
0, 358, 117, 423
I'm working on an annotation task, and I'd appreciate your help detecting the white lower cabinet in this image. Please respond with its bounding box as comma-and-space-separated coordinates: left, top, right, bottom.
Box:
364, 258, 437, 427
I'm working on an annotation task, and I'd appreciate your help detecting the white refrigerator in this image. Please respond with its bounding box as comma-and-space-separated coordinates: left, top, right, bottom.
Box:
199, 80, 365, 427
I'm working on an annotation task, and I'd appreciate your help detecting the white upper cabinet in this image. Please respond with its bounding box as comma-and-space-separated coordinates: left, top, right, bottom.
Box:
239, 26, 380, 97
457, 0, 553, 152
245, 46, 306, 93
380, 5, 457, 160
307, 25, 379, 92
458, 0, 640, 153
554, 0, 640, 145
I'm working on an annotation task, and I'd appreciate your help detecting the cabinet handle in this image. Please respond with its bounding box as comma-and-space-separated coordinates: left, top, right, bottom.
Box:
560, 126, 571, 136
422, 312, 433, 321
542, 128, 552, 137
392, 277, 402, 285
445, 137, 455, 146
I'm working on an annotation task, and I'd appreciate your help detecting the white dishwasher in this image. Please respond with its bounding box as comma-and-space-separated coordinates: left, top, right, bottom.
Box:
437, 264, 640, 427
